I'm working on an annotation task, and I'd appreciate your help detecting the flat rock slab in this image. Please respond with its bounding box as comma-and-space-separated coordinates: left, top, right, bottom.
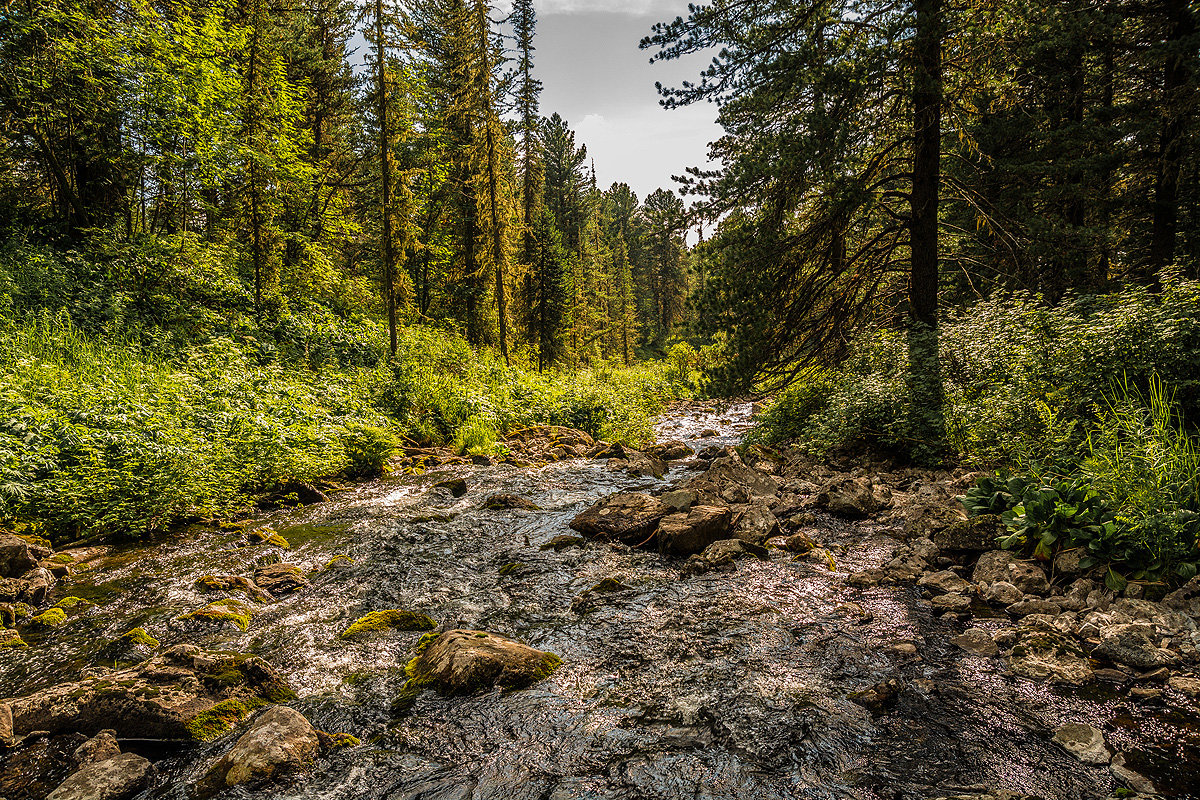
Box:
406, 630, 561, 695
253, 564, 308, 596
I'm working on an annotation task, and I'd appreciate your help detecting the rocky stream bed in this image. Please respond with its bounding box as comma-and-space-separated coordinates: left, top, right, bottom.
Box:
2, 402, 1199, 800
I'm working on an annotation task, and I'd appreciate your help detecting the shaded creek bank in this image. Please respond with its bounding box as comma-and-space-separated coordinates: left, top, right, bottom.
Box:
2, 402, 1199, 800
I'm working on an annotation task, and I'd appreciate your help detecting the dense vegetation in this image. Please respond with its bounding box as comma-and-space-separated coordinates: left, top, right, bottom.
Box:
0, 0, 704, 544
656, 1, 1199, 586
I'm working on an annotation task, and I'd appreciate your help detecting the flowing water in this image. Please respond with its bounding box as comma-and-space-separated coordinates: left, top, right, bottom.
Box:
4, 404, 1199, 799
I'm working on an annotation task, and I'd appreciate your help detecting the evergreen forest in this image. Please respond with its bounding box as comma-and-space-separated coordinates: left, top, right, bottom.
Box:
1, 1, 1200, 797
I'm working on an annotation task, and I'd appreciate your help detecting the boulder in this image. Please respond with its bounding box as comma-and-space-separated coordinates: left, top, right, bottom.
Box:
953, 628, 998, 657
3, 645, 295, 740
730, 502, 781, 545
195, 706, 321, 799
1163, 575, 1200, 617
782, 532, 817, 555
1095, 623, 1179, 669
253, 564, 308, 597
16, 567, 55, 605
1169, 674, 1200, 697
403, 630, 561, 696
569, 493, 671, 545
1053, 548, 1086, 577
1009, 561, 1051, 595
1052, 723, 1111, 765
684, 538, 770, 575
47, 753, 151, 800
984, 581, 1023, 606
0, 534, 38, 578
930, 593, 972, 612
932, 516, 1002, 552
816, 477, 890, 519
917, 570, 971, 595
0, 701, 11, 741
657, 506, 734, 556
972, 551, 1050, 595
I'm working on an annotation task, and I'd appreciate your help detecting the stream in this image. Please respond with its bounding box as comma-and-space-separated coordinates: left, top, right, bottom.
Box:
3, 403, 1199, 799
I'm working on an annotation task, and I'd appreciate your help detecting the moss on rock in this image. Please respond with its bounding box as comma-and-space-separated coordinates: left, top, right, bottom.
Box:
0, 628, 27, 648
185, 698, 267, 741
247, 530, 291, 549
53, 596, 95, 611
29, 607, 67, 628
340, 609, 435, 640
177, 599, 254, 632
322, 554, 355, 571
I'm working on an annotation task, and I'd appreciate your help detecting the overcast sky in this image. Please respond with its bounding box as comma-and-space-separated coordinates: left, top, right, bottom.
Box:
526, 1, 721, 207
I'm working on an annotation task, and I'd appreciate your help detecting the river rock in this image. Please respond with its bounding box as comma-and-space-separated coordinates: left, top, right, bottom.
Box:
1163, 575, 1200, 617
196, 575, 273, 604
571, 578, 633, 613
1007, 598, 1062, 617
953, 628, 998, 656
1095, 623, 1179, 669
917, 570, 971, 595
0, 701, 11, 741
660, 489, 697, 512
624, 451, 667, 478
647, 441, 694, 461
657, 506, 734, 556
730, 502, 780, 545
483, 494, 540, 511
195, 706, 320, 799
684, 454, 779, 506
1052, 723, 1110, 765
570, 493, 672, 545
405, 630, 561, 695
817, 477, 890, 519
972, 551, 1049, 595
1007, 622, 1092, 684
930, 593, 972, 612
46, 752, 151, 800
985, 581, 1023, 606
253, 563, 308, 596
73, 730, 121, 764
932, 515, 1002, 552
539, 535, 585, 552
0, 534, 38, 578
1110, 752, 1156, 794
3, 644, 295, 740
695, 538, 768, 569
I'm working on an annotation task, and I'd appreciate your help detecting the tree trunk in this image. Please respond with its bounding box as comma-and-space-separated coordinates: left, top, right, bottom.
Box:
1148, 0, 1197, 280
908, 0, 946, 465
377, 0, 398, 358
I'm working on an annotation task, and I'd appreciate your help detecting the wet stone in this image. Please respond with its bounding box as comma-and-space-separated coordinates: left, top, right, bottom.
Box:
985, 581, 1023, 606
539, 535, 585, 552
434, 478, 468, 497
570, 492, 671, 545
953, 628, 998, 657
657, 506, 734, 557
917, 570, 971, 595
1052, 723, 1111, 765
253, 563, 308, 597
930, 593, 972, 613
195, 706, 320, 799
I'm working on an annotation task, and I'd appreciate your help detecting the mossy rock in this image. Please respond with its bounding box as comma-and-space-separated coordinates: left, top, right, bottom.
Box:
54, 596, 95, 611
247, 530, 291, 549
47, 553, 75, 564
29, 607, 67, 628
195, 575, 272, 603
398, 630, 561, 707
185, 697, 268, 741
176, 599, 254, 632
0, 628, 28, 648
99, 627, 161, 664
340, 609, 436, 640
498, 562, 526, 577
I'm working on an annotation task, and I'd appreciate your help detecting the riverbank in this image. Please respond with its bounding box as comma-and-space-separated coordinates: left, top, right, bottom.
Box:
3, 401, 1197, 799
